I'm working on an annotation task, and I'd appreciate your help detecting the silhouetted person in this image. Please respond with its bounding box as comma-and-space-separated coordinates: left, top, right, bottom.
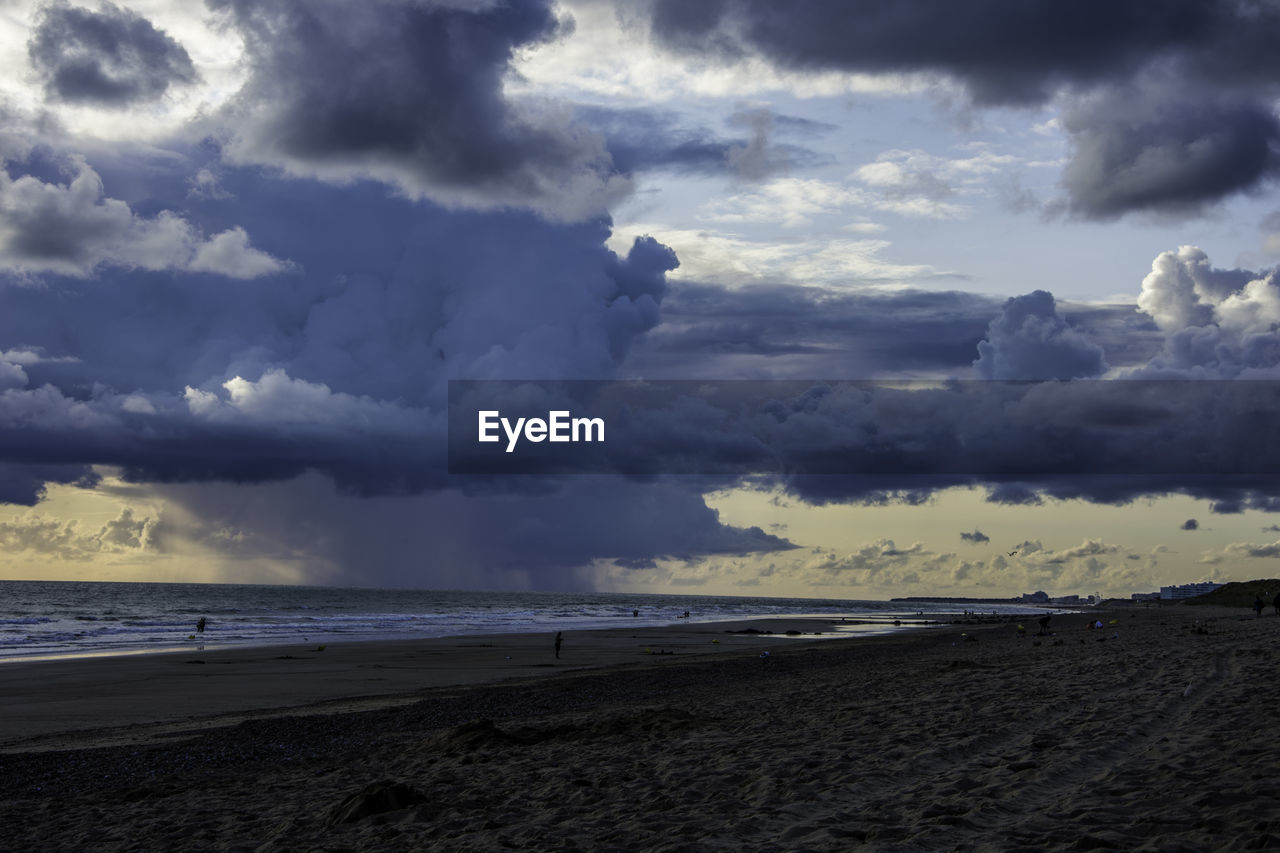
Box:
196, 617, 206, 633
1038, 614, 1051, 635
1273, 592, 1280, 616
554, 631, 563, 659
1254, 595, 1264, 617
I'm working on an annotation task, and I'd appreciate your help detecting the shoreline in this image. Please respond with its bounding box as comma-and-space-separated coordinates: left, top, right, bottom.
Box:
0, 609, 1066, 750
0, 579, 1058, 665
0, 613, 989, 666
0, 615, 920, 749
0, 610, 962, 666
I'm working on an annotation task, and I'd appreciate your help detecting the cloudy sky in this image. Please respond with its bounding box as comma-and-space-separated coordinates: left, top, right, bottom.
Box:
4, 0, 1280, 599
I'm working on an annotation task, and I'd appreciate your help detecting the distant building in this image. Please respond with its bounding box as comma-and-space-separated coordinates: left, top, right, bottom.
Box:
1020, 590, 1050, 603
1159, 581, 1223, 600
1131, 592, 1161, 601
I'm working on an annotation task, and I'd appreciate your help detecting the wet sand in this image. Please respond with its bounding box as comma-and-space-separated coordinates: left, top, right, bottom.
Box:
2, 606, 1278, 851
0, 617, 853, 747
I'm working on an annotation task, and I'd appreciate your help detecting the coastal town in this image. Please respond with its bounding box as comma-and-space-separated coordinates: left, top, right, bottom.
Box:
894, 580, 1227, 608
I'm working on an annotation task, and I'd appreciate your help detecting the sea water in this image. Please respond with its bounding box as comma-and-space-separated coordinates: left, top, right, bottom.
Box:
0, 580, 1041, 661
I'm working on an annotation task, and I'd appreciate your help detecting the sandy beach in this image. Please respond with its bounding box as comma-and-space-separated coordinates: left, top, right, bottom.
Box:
1, 606, 1278, 851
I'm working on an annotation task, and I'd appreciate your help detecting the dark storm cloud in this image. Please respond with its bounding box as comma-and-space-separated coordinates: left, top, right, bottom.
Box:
7, 73, 1280, 582
1181, 518, 1199, 530
958, 475, 1280, 516
211, 0, 626, 219
461, 381, 1217, 483
626, 283, 1000, 377
626, 281, 1152, 379
6, 132, 1273, 575
449, 379, 1280, 515
0, 462, 98, 506
143, 475, 794, 589
973, 291, 1107, 380
0, 388, 442, 496
28, 1, 197, 106
960, 529, 990, 544
646, 0, 1212, 105
642, 0, 1280, 218
1058, 86, 1280, 220
458, 479, 795, 568
0, 150, 765, 579
0, 212, 679, 494
789, 475, 1280, 514
0, 153, 675, 399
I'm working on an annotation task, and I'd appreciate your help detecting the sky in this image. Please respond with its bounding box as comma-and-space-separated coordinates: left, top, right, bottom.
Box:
4, 0, 1280, 599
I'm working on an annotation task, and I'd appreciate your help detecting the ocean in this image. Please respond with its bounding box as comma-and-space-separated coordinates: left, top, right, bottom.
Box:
0, 580, 1042, 661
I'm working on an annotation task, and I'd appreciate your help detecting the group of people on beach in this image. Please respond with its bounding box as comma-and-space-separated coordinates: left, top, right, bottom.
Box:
1252, 593, 1280, 617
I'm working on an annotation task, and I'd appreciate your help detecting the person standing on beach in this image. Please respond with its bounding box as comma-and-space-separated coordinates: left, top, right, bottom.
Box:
1254, 595, 1264, 617
1273, 592, 1280, 616
196, 617, 206, 633
554, 631, 563, 660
